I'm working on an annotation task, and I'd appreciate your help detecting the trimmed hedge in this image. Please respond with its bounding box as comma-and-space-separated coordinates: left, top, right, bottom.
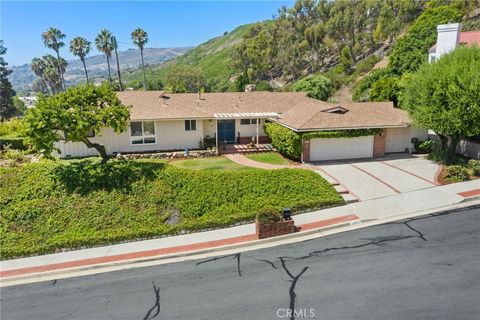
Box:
265, 122, 381, 160
264, 123, 303, 160
0, 159, 343, 258
0, 137, 27, 150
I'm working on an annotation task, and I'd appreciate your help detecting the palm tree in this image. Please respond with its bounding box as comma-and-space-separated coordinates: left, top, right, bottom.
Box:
42, 54, 67, 94
95, 29, 114, 85
70, 36, 91, 84
111, 36, 123, 91
42, 27, 66, 91
131, 28, 149, 90
30, 57, 49, 94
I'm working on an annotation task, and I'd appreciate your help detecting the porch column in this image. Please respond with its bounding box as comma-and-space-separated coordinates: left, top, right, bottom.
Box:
256, 118, 259, 146
215, 118, 218, 150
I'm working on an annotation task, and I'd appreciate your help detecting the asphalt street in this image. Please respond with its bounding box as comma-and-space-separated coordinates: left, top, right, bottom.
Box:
2, 207, 480, 320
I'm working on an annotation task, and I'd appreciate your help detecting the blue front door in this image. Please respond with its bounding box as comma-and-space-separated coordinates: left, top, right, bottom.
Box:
217, 120, 236, 143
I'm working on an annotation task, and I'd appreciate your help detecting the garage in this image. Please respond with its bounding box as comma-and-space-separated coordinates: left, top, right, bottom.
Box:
310, 136, 374, 161
385, 128, 411, 153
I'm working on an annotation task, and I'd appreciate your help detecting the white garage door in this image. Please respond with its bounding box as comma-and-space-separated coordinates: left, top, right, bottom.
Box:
386, 128, 411, 153
310, 136, 374, 161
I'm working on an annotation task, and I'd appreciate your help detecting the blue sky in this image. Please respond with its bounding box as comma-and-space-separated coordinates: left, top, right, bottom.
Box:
1, 1, 293, 66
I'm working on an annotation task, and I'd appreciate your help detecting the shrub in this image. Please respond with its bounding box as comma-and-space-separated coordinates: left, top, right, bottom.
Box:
0, 145, 28, 164
255, 81, 272, 91
444, 165, 469, 183
0, 118, 25, 137
256, 208, 281, 223
415, 139, 435, 153
468, 159, 480, 176
352, 68, 391, 101
388, 6, 462, 75
369, 76, 400, 106
293, 74, 334, 101
352, 55, 381, 77
0, 137, 27, 150
427, 142, 459, 165
264, 122, 303, 160
0, 159, 343, 258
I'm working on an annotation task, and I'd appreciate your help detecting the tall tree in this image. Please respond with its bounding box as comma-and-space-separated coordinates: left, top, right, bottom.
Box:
24, 84, 131, 161
42, 27, 67, 91
30, 57, 49, 94
0, 41, 16, 121
111, 36, 123, 91
70, 36, 91, 84
39, 54, 66, 94
95, 29, 114, 85
131, 28, 149, 90
401, 46, 480, 158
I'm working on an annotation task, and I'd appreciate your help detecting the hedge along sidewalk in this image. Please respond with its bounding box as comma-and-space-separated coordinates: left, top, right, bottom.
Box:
0, 202, 358, 280
3, 179, 479, 282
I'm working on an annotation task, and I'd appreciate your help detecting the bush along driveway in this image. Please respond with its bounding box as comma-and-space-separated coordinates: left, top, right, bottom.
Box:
0, 158, 343, 259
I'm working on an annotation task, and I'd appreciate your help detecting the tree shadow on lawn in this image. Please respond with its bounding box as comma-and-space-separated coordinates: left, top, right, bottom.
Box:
53, 159, 165, 195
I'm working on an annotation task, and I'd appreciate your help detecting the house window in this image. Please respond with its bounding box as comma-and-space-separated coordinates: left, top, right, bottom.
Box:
185, 120, 196, 131
130, 121, 156, 144
240, 119, 258, 125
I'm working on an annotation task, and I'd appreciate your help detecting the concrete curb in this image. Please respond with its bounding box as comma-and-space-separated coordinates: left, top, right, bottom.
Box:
2, 199, 479, 287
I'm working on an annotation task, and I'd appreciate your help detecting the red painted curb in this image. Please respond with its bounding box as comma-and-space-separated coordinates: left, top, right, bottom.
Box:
0, 234, 257, 278
458, 189, 480, 197
1, 214, 358, 279
297, 214, 359, 231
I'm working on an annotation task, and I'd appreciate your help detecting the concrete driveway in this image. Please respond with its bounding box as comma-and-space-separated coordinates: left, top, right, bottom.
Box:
312, 154, 440, 201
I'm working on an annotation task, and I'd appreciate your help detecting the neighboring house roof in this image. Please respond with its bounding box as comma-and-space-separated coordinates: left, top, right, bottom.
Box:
429, 31, 480, 53
276, 101, 411, 131
117, 91, 411, 131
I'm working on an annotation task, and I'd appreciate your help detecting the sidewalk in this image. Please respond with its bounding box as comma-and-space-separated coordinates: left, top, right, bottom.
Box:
1, 180, 479, 283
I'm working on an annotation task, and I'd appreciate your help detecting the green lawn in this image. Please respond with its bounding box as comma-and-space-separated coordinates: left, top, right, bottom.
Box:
171, 157, 248, 170
245, 152, 291, 165
0, 158, 343, 259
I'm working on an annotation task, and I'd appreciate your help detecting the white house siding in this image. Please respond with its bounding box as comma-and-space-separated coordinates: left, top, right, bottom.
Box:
236, 118, 266, 137
385, 128, 411, 153
203, 119, 216, 138
54, 120, 204, 158
53, 140, 100, 158
154, 120, 203, 150
385, 127, 428, 153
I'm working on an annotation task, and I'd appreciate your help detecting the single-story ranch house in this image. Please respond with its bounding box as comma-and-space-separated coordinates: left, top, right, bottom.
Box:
55, 91, 427, 162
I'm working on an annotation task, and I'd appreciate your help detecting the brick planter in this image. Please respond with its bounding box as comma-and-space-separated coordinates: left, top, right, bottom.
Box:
256, 220, 295, 239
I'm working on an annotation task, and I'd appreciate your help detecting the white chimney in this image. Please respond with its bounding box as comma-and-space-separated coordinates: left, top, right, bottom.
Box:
435, 23, 462, 58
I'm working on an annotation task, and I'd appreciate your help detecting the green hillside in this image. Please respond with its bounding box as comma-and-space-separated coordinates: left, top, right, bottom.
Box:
124, 24, 251, 91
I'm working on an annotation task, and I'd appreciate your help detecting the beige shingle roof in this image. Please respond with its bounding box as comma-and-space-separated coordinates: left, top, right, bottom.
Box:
276, 101, 411, 130
117, 91, 306, 120
117, 91, 411, 130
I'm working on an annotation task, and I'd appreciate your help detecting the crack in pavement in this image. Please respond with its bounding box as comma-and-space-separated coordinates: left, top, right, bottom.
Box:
281, 235, 415, 262
245, 255, 278, 270
386, 219, 428, 242
143, 281, 161, 320
279, 257, 309, 320
196, 253, 242, 277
